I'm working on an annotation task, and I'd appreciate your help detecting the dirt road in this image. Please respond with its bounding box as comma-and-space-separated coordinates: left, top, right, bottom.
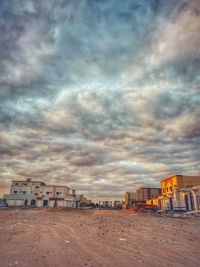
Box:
0, 209, 200, 267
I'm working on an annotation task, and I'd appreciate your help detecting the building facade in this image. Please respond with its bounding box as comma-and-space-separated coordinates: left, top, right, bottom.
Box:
3, 178, 76, 208
161, 175, 200, 196
146, 175, 200, 211
136, 187, 161, 202
112, 201, 122, 209
124, 192, 137, 207
160, 185, 200, 211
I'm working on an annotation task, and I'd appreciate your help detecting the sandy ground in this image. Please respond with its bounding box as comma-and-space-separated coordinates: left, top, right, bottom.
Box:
0, 209, 200, 267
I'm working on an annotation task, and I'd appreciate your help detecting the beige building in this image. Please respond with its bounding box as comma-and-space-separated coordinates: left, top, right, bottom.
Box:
160, 186, 200, 211
136, 187, 161, 202
124, 192, 137, 207
160, 175, 200, 211
3, 178, 76, 208
112, 201, 122, 209
161, 175, 200, 196
146, 175, 200, 211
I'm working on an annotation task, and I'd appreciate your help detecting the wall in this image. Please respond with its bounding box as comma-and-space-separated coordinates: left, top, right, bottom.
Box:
136, 188, 161, 201
161, 175, 200, 196
7, 199, 24, 206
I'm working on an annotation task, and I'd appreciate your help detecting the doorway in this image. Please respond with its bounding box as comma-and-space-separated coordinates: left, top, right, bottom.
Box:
43, 200, 48, 207
185, 195, 189, 210
31, 199, 36, 206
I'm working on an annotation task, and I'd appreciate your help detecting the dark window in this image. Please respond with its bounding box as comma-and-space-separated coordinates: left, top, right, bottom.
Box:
15, 183, 18, 185
56, 192, 60, 195
170, 186, 172, 191
35, 193, 38, 196
23, 191, 26, 194
36, 186, 39, 189
46, 192, 50, 194
14, 191, 17, 194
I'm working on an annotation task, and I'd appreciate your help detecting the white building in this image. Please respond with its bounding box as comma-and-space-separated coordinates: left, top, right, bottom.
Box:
3, 178, 76, 208
161, 186, 200, 211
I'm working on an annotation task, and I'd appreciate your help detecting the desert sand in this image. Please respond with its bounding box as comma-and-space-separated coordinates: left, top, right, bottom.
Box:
0, 208, 200, 267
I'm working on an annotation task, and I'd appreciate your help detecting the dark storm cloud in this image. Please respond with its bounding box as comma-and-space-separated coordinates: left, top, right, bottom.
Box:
0, 0, 200, 200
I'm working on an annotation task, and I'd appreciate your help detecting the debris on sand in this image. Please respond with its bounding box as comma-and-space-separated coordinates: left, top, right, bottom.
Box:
119, 238, 127, 241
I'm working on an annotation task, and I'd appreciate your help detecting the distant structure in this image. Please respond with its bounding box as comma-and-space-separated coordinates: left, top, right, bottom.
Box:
99, 201, 112, 209
112, 200, 122, 209
3, 178, 76, 208
124, 192, 137, 207
136, 187, 161, 202
77, 194, 92, 207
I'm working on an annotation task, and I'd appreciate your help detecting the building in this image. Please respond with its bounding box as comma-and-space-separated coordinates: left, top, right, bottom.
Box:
161, 175, 200, 196
99, 201, 112, 209
124, 192, 136, 207
136, 187, 161, 202
112, 200, 122, 209
161, 186, 200, 211
147, 175, 200, 211
146, 197, 161, 207
3, 178, 76, 208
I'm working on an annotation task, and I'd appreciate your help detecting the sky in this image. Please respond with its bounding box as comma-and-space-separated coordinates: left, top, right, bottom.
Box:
0, 0, 200, 201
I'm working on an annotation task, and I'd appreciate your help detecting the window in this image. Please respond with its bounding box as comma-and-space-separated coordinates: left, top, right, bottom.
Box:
46, 192, 50, 194
36, 186, 39, 189
15, 183, 18, 186
169, 186, 172, 191
23, 191, 26, 194
35, 193, 38, 196
14, 191, 17, 194
56, 192, 60, 195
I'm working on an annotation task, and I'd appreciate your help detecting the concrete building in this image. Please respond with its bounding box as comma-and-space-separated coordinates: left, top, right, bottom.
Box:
112, 201, 122, 209
99, 201, 112, 209
160, 186, 200, 211
124, 192, 137, 207
161, 175, 200, 196
146, 175, 200, 211
3, 178, 76, 208
136, 187, 161, 202
146, 197, 160, 207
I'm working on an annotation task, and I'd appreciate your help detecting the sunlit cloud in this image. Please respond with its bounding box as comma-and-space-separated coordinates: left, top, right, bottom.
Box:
0, 0, 199, 200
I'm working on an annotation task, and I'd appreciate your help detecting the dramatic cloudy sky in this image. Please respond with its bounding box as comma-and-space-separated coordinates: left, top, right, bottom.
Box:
0, 0, 200, 200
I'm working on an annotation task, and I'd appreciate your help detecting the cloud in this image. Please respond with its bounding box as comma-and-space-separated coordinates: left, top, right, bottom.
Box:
0, 0, 200, 200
